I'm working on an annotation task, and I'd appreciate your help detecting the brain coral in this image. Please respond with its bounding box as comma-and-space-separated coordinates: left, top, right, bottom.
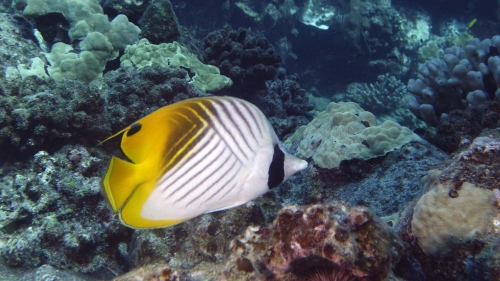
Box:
411, 171, 498, 255
295, 102, 420, 168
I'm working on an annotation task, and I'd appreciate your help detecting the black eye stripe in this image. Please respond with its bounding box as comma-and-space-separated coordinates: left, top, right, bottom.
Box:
126, 123, 142, 137
268, 144, 285, 189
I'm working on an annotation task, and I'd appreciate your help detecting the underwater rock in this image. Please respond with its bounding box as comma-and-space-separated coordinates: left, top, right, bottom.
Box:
112, 264, 183, 281
304, 140, 449, 217
223, 203, 404, 281
113, 203, 403, 281
137, 0, 181, 45
101, 0, 152, 24
128, 198, 275, 269
0, 146, 132, 275
168, 0, 231, 39
0, 262, 110, 281
422, 98, 500, 154
0, 13, 41, 73
398, 129, 500, 281
0, 75, 107, 162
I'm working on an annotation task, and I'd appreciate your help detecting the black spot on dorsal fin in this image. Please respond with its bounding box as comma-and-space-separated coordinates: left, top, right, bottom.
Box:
126, 123, 142, 137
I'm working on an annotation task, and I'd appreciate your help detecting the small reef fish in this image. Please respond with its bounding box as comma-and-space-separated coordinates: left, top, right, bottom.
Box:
101, 96, 308, 229
466, 18, 477, 31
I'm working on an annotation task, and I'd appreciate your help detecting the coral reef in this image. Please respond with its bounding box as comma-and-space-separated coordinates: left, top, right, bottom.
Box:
0, 75, 108, 160
294, 101, 420, 169
305, 140, 449, 217
203, 26, 313, 137
0, 146, 132, 275
0, 64, 207, 161
260, 70, 314, 137
111, 203, 403, 281
343, 74, 424, 129
407, 36, 500, 126
232, 0, 299, 33
20, 0, 140, 83
397, 129, 500, 281
300, 0, 399, 56
3, 1, 500, 280
129, 198, 276, 269
203, 25, 282, 94
120, 39, 232, 93
0, 13, 41, 73
223, 203, 404, 280
345, 74, 409, 115
412, 175, 496, 255
95, 0, 201, 56
289, 0, 423, 95
421, 93, 500, 154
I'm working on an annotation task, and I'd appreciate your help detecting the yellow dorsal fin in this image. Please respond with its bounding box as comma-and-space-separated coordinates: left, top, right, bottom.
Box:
97, 127, 130, 146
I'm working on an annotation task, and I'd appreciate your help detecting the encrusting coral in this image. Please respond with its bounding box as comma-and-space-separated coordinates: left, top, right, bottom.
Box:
411, 172, 497, 255
398, 128, 500, 281
294, 102, 420, 168
110, 203, 403, 281
120, 39, 232, 93
219, 203, 403, 280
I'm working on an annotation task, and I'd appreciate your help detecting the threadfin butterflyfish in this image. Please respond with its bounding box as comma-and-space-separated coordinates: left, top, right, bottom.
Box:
101, 96, 308, 229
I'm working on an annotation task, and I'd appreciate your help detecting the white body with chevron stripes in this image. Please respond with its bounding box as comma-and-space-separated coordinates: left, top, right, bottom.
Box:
101, 96, 308, 229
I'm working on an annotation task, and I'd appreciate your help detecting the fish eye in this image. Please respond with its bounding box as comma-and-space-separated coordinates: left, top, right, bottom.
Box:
126, 123, 142, 137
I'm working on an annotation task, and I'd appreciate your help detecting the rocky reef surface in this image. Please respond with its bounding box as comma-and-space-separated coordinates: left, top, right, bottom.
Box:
1, 0, 500, 280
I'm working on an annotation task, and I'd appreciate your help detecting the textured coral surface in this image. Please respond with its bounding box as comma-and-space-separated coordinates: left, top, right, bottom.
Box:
2, 0, 500, 280
398, 129, 500, 281
296, 102, 420, 168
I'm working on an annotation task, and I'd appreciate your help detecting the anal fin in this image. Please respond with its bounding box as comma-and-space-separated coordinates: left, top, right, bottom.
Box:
102, 156, 138, 212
